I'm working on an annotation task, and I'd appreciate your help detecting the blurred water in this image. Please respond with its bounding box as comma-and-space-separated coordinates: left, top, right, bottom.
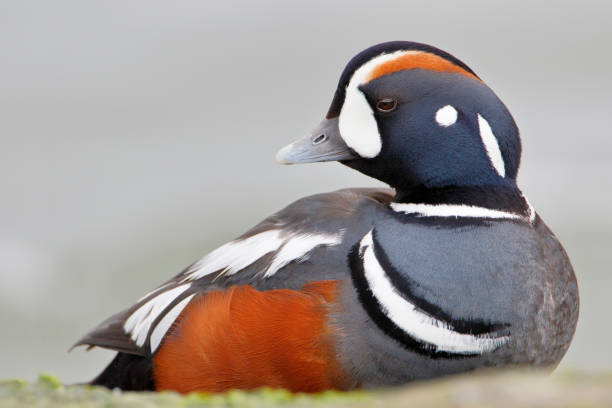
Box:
0, 0, 610, 383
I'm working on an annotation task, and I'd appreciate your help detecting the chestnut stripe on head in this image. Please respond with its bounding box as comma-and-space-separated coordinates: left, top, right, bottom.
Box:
366, 51, 481, 84
337, 49, 481, 160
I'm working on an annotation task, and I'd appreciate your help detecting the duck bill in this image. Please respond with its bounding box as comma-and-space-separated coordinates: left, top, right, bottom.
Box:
275, 117, 358, 164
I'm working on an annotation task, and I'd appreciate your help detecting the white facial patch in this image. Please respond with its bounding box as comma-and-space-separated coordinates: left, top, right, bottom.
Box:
358, 231, 509, 354
339, 50, 416, 158
435, 105, 458, 127
339, 88, 381, 158
477, 114, 506, 177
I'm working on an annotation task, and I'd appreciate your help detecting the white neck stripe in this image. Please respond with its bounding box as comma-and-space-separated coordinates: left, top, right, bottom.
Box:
390, 202, 527, 220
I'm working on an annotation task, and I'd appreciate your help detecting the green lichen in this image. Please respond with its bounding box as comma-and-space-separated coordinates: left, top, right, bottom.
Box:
0, 370, 611, 408
37, 373, 62, 390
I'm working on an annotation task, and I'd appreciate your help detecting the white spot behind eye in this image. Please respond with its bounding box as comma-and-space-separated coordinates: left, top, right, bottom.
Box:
435, 105, 458, 127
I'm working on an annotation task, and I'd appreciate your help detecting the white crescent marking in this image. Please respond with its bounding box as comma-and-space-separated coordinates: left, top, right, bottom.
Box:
359, 231, 509, 354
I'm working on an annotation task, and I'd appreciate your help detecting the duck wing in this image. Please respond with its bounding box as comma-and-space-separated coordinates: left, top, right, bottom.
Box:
73, 188, 394, 356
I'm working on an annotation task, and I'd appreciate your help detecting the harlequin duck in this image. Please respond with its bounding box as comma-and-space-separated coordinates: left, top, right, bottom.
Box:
75, 41, 579, 393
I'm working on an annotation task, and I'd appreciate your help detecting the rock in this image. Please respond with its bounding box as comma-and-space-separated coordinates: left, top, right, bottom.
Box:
0, 370, 610, 407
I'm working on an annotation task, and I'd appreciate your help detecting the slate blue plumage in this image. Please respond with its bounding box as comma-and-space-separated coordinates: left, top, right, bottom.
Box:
77, 41, 579, 391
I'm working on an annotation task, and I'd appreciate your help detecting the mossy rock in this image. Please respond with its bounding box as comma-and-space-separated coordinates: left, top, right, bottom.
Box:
0, 370, 611, 407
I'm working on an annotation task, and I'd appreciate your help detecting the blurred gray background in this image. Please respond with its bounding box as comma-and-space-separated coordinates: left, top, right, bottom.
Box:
1, 0, 610, 383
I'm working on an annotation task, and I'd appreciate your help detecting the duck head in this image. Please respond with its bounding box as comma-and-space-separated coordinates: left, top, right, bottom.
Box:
277, 41, 527, 211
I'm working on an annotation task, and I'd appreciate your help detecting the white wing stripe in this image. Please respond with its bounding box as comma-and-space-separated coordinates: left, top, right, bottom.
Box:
185, 229, 344, 281
123, 284, 190, 347
150, 294, 195, 353
264, 231, 344, 277
184, 230, 284, 281
136, 282, 172, 303
125, 228, 344, 351
360, 231, 508, 354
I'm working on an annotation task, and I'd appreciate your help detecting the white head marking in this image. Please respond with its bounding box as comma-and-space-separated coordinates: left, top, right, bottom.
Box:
435, 105, 458, 127
338, 50, 412, 158
477, 114, 506, 177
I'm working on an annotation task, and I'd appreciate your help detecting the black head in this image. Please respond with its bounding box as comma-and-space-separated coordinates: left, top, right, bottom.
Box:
277, 41, 523, 206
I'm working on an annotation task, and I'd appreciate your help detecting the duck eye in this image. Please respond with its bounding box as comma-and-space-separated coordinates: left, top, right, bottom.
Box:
376, 98, 397, 113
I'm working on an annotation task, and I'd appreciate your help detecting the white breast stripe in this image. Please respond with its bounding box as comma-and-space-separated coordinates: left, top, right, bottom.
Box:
123, 284, 190, 347
150, 294, 195, 353
390, 202, 523, 220
477, 114, 506, 177
264, 231, 344, 277
359, 231, 508, 354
